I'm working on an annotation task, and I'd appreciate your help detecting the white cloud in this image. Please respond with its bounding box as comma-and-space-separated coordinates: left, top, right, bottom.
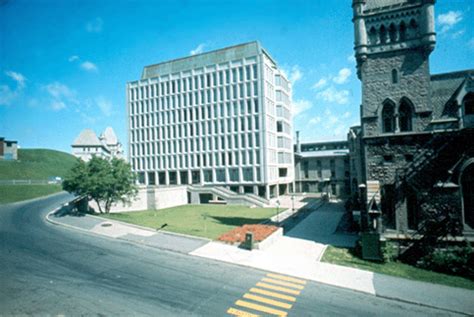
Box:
44, 82, 75, 100
309, 116, 321, 125
68, 55, 79, 62
333, 68, 351, 84
80, 61, 98, 72
190, 43, 205, 55
43, 82, 77, 111
50, 100, 66, 111
0, 85, 16, 106
5, 71, 26, 88
343, 111, 351, 119
96, 96, 113, 116
0, 70, 27, 106
317, 86, 350, 105
312, 78, 327, 90
437, 11, 463, 34
292, 98, 312, 116
347, 55, 356, 64
281, 65, 303, 85
86, 17, 103, 33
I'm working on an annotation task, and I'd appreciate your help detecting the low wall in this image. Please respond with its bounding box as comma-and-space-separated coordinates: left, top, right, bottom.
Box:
88, 185, 188, 213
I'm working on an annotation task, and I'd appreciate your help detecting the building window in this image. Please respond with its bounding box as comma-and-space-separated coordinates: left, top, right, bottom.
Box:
391, 69, 398, 84
399, 98, 413, 132
399, 21, 407, 41
389, 23, 397, 42
303, 161, 309, 178
463, 93, 474, 115
382, 100, 396, 133
379, 25, 387, 44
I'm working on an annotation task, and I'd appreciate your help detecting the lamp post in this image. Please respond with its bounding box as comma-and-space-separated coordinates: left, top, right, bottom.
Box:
276, 199, 280, 223
291, 194, 295, 216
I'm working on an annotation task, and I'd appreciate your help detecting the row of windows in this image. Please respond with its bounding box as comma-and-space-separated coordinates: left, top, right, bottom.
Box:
131, 133, 261, 156
130, 64, 259, 101
368, 18, 419, 46
130, 117, 260, 142
130, 99, 260, 127
382, 98, 413, 133
129, 82, 259, 114
132, 150, 261, 171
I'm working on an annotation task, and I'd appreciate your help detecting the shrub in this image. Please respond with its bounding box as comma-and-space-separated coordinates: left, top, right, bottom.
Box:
418, 243, 474, 280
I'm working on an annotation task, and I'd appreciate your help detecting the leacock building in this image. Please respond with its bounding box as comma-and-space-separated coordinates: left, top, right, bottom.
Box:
352, 0, 474, 235
127, 42, 294, 201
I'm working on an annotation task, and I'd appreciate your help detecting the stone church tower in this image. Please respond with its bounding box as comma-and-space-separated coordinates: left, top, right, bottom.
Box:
352, 0, 474, 235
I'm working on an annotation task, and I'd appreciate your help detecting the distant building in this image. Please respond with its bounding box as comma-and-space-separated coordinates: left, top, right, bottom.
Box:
0, 137, 18, 160
294, 134, 350, 197
127, 41, 294, 199
71, 127, 123, 162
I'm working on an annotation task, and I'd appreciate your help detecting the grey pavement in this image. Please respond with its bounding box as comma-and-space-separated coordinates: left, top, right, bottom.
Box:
43, 194, 474, 315
1, 192, 460, 316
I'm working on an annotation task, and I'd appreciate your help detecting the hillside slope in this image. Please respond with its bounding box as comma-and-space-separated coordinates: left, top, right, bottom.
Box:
0, 149, 78, 180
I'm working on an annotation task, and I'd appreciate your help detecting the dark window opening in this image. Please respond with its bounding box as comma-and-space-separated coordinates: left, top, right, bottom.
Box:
463, 93, 474, 115
279, 168, 288, 177
383, 155, 393, 162
382, 101, 396, 133
399, 98, 413, 132
391, 69, 399, 84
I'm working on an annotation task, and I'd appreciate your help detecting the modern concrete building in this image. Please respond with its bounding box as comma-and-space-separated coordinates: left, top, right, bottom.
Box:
0, 137, 18, 160
127, 41, 294, 199
294, 136, 350, 197
72, 127, 124, 162
352, 0, 474, 234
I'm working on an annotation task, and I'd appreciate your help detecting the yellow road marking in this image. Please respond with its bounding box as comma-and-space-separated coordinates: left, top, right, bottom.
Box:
261, 278, 305, 290
243, 293, 292, 309
227, 307, 260, 317
235, 300, 288, 317
249, 288, 296, 302
256, 282, 301, 295
266, 273, 307, 285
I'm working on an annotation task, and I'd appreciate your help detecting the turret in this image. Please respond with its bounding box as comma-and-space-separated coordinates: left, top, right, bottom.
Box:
421, 0, 436, 52
352, 0, 368, 73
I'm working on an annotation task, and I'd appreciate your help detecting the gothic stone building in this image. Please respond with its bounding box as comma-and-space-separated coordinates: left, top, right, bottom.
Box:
352, 0, 474, 235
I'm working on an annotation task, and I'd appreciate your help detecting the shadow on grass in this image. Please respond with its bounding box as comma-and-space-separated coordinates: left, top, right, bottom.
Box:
210, 216, 269, 227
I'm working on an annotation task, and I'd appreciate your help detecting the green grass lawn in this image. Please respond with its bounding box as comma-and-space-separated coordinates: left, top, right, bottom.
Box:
0, 185, 63, 204
0, 149, 78, 180
101, 204, 278, 239
322, 246, 474, 290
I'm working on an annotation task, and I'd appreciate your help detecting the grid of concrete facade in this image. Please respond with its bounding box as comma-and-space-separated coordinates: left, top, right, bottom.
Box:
127, 42, 294, 199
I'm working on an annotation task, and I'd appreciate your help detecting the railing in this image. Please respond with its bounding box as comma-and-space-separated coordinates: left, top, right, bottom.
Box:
0, 179, 60, 185
187, 185, 269, 207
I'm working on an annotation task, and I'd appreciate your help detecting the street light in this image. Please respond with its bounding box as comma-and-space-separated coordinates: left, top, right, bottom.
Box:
291, 194, 295, 216
276, 199, 280, 223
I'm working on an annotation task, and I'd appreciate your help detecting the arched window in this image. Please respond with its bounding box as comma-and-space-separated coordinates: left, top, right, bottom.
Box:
389, 23, 397, 42
399, 98, 413, 132
399, 21, 407, 41
409, 19, 418, 37
391, 69, 399, 84
369, 27, 378, 45
382, 100, 396, 133
463, 92, 474, 115
380, 25, 387, 44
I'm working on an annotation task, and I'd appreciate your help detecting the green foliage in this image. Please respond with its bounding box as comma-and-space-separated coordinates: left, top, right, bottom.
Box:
62, 157, 137, 213
418, 243, 474, 280
0, 149, 78, 180
382, 241, 398, 263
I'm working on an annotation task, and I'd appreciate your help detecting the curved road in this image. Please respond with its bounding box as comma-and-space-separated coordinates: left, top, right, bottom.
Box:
0, 193, 460, 316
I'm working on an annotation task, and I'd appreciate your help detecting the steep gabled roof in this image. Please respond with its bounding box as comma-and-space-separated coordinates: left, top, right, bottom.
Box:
103, 127, 118, 145
72, 129, 102, 146
430, 70, 474, 120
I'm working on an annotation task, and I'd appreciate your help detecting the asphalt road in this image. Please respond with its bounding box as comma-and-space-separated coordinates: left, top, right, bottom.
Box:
0, 193, 461, 316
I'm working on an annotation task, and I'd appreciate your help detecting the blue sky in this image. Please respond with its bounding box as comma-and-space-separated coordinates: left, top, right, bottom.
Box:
1, 0, 473, 154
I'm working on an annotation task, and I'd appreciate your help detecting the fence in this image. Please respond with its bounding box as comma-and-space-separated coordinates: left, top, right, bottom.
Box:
0, 179, 61, 185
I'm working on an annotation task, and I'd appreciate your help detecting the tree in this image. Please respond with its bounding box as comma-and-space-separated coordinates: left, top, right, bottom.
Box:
63, 157, 138, 213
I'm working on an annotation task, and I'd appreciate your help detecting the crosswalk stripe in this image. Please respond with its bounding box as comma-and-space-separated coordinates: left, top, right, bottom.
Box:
261, 278, 305, 290
249, 288, 296, 302
256, 282, 301, 295
243, 293, 292, 309
227, 307, 260, 317
235, 300, 288, 317
266, 273, 307, 285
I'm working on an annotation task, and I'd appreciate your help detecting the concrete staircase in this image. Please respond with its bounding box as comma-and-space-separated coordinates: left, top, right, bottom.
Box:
187, 185, 270, 207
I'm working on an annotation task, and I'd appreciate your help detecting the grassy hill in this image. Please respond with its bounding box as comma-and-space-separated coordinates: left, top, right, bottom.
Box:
0, 149, 78, 180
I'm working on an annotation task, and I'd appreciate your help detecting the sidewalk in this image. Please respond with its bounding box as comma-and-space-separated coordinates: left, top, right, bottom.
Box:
47, 203, 474, 315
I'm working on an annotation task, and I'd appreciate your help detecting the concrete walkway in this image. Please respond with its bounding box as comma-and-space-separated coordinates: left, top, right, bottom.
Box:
47, 202, 474, 315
